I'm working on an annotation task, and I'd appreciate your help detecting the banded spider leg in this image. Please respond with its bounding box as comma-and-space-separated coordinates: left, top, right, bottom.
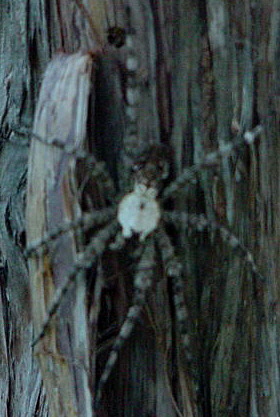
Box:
30, 218, 118, 347
94, 237, 156, 409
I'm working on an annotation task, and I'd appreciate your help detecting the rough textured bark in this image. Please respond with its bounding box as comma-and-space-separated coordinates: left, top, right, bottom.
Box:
1, 0, 280, 416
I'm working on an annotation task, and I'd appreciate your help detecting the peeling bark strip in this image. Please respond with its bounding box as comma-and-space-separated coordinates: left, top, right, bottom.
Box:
26, 52, 94, 417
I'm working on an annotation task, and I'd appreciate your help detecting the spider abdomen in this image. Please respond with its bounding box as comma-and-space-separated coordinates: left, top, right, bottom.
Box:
118, 183, 160, 241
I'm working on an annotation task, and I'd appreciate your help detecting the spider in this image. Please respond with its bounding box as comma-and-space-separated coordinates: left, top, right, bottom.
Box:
26, 127, 263, 410
107, 26, 127, 48
24, 9, 263, 412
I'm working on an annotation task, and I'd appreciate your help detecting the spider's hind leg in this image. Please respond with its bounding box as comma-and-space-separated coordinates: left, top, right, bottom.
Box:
25, 207, 116, 258
94, 238, 156, 409
31, 219, 119, 347
155, 226, 197, 377
164, 211, 264, 281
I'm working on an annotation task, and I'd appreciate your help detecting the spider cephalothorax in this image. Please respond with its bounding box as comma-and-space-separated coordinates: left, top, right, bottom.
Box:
131, 144, 170, 189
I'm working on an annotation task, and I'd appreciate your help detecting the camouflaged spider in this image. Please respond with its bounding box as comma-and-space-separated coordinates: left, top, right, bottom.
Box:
27, 127, 263, 410
21, 2, 265, 411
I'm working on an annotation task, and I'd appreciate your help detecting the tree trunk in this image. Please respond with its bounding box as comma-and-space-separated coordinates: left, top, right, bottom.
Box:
0, 0, 279, 416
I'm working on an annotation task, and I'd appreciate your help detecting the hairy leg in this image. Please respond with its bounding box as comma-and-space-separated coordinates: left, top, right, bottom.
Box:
32, 220, 118, 347
94, 238, 156, 409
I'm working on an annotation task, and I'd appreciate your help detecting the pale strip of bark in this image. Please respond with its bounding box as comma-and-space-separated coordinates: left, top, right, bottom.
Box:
26, 52, 94, 417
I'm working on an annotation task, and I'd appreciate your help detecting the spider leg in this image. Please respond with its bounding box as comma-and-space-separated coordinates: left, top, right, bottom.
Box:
155, 226, 193, 364
123, 17, 141, 159
11, 126, 96, 159
26, 207, 116, 257
94, 238, 156, 409
32, 219, 118, 347
163, 211, 265, 281
163, 125, 262, 200
12, 127, 117, 200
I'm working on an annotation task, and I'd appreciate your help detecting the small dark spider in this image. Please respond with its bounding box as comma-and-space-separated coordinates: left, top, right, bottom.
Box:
107, 26, 127, 48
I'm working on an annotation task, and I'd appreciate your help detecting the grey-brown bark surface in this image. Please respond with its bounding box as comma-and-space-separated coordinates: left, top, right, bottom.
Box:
1, 0, 280, 416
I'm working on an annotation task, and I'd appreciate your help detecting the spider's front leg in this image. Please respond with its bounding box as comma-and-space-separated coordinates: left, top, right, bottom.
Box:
162, 125, 262, 200
94, 238, 156, 409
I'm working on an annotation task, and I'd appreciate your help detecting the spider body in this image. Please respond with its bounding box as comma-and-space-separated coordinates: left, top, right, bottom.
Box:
107, 26, 126, 48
